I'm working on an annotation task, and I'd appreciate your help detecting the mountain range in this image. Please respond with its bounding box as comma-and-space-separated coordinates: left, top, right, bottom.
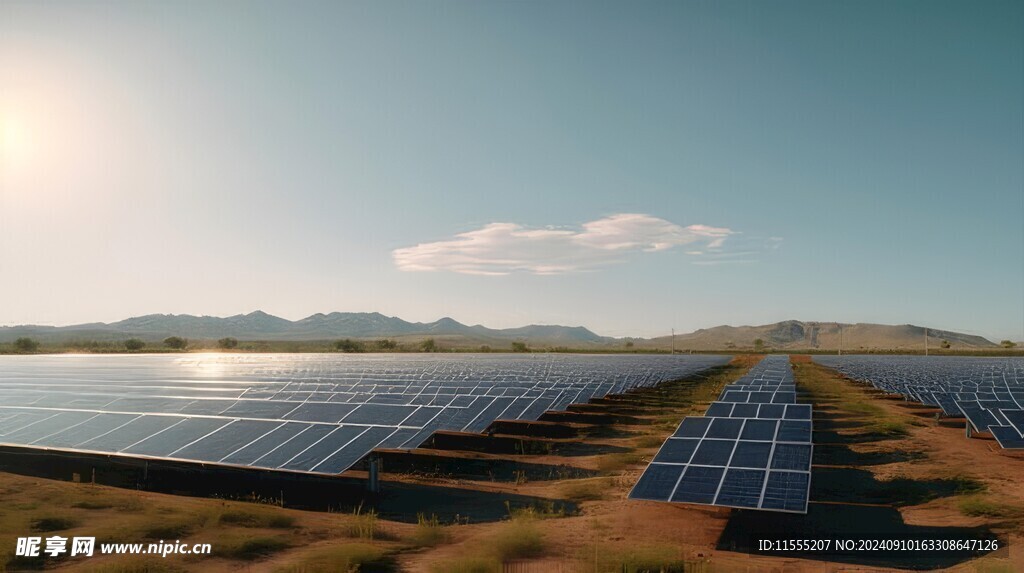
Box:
0, 312, 1000, 350
637, 320, 998, 351
0, 311, 608, 346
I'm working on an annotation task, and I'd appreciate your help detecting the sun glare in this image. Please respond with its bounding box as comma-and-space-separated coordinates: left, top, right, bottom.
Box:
0, 115, 33, 167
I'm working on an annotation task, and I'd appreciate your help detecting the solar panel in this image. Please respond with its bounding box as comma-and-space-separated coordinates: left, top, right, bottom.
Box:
1003, 410, 1024, 435
705, 402, 734, 417
729, 403, 760, 418
989, 426, 1024, 449
705, 418, 744, 439
631, 464, 685, 501
715, 468, 766, 508
671, 465, 724, 503
760, 470, 811, 513
813, 355, 1024, 450
737, 418, 776, 441
630, 355, 813, 514
730, 440, 772, 467
0, 353, 730, 476
958, 402, 1000, 433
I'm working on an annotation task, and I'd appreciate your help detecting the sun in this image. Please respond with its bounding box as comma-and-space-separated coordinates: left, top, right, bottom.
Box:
0, 115, 32, 166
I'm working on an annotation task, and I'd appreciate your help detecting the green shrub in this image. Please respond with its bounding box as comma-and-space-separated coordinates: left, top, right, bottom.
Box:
218, 337, 239, 349
14, 337, 39, 352
162, 336, 188, 350
124, 338, 146, 351
334, 339, 364, 353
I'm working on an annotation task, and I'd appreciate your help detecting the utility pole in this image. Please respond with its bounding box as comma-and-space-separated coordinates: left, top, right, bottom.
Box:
838, 324, 843, 356
671, 328, 675, 354
924, 327, 929, 356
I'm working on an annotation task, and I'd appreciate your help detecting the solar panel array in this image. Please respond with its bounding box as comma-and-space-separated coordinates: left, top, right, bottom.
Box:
0, 353, 730, 475
630, 355, 813, 513
814, 356, 1024, 449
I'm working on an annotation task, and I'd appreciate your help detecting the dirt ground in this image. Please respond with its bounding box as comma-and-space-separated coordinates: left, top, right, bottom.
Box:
1, 354, 1021, 572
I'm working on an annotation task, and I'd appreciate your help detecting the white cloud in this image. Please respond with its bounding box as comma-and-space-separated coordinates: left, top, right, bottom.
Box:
393, 213, 775, 275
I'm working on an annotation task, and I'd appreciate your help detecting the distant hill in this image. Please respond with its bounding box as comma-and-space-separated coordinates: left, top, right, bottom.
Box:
0, 311, 612, 346
0, 314, 997, 351
636, 320, 997, 351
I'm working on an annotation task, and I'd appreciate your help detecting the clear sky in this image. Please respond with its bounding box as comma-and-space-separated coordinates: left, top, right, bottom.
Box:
1, 0, 1021, 340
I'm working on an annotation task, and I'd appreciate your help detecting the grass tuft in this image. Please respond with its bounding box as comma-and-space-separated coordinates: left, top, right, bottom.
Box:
219, 508, 296, 529
72, 500, 116, 510
346, 504, 381, 540
273, 543, 393, 573
219, 536, 291, 560
869, 420, 910, 438
491, 514, 546, 561
596, 452, 644, 474
427, 556, 497, 573
959, 495, 1015, 518
30, 516, 78, 532
634, 435, 666, 449
595, 544, 696, 573
559, 478, 609, 502
411, 513, 450, 547
952, 476, 987, 495
82, 556, 187, 573
141, 521, 194, 541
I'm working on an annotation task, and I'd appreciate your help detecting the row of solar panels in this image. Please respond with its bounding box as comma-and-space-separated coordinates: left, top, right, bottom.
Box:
0, 355, 728, 405
630, 355, 813, 513
813, 356, 1024, 449
0, 354, 731, 475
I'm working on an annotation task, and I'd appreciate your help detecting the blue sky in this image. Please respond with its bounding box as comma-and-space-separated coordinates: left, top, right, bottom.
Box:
1, 0, 1021, 340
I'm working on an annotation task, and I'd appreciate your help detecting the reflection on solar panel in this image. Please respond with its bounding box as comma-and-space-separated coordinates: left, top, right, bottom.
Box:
0, 353, 730, 474
814, 356, 1024, 449
630, 355, 813, 514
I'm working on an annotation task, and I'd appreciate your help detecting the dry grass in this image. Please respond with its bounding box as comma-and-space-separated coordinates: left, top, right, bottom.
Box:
78, 556, 187, 573
216, 534, 292, 560
958, 495, 1018, 518
410, 513, 450, 547
427, 556, 498, 573
633, 435, 666, 449
558, 478, 610, 502
29, 516, 78, 532
218, 508, 296, 529
273, 543, 393, 573
595, 452, 644, 474
587, 543, 697, 573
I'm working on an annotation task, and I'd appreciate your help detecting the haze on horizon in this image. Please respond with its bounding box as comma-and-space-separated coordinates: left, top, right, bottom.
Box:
1, 1, 1022, 341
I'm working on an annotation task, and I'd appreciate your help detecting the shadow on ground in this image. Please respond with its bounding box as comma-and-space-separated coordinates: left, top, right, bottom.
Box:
715, 359, 1003, 569
717, 503, 1002, 570
374, 481, 577, 523
813, 444, 926, 466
